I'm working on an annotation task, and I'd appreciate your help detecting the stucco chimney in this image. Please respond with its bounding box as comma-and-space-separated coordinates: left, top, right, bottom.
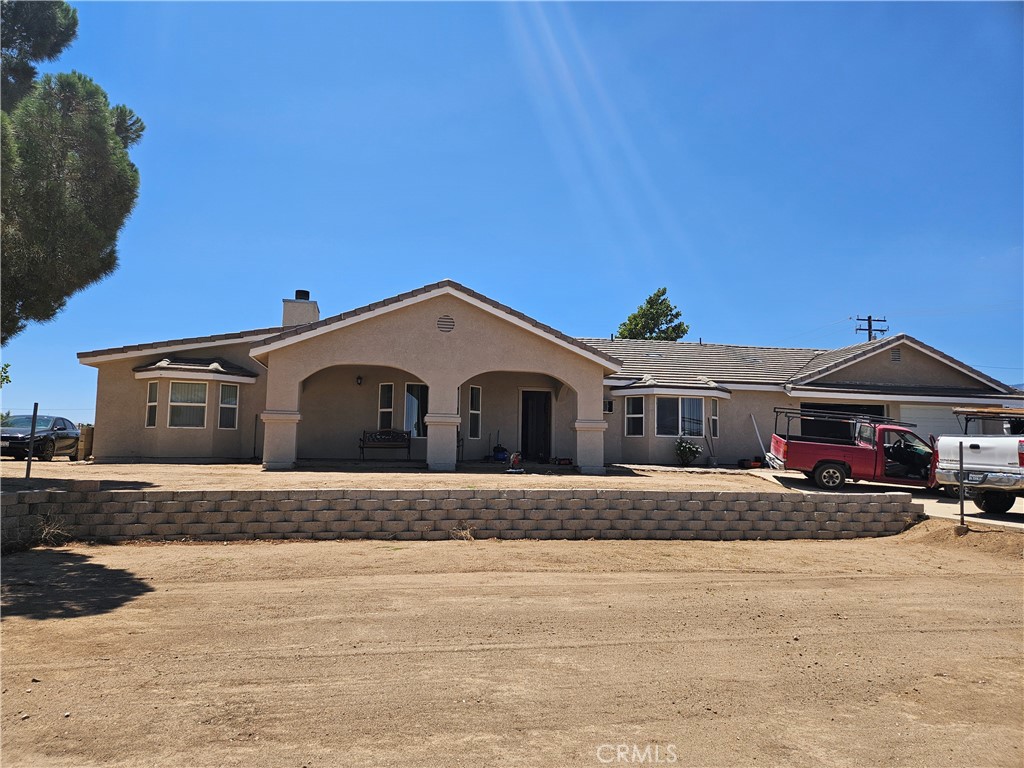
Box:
282, 290, 319, 326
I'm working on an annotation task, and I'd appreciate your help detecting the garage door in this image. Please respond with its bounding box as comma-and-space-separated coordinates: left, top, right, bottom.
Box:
900, 405, 979, 439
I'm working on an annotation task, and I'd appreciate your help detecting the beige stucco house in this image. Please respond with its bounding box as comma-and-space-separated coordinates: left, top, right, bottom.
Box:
77, 280, 1021, 471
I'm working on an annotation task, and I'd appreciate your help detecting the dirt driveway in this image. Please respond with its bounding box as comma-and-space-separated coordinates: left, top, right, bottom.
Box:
0, 459, 781, 494
2, 519, 1021, 768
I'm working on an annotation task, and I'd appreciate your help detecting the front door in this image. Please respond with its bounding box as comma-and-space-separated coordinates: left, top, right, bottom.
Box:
521, 391, 552, 462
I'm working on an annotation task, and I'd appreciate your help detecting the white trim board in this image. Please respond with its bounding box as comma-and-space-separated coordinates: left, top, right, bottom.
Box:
608, 387, 731, 399
787, 389, 1022, 406
133, 370, 256, 385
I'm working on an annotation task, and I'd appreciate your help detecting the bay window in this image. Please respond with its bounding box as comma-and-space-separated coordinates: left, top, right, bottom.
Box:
218, 384, 239, 429
656, 397, 704, 437
169, 382, 207, 428
625, 396, 644, 436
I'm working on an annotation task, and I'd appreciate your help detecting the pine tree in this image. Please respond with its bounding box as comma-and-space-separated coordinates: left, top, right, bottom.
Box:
617, 287, 689, 341
1, 2, 144, 344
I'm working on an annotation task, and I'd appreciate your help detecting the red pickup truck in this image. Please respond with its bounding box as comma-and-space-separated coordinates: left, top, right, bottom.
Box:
766, 408, 945, 492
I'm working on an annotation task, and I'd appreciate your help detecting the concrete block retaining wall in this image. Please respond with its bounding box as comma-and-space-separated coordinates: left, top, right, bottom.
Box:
1, 489, 924, 548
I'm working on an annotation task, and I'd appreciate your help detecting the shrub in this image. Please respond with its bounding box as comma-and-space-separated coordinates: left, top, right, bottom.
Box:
674, 438, 702, 467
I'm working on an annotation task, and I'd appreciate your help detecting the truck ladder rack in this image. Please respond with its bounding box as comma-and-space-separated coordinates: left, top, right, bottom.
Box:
772, 407, 916, 428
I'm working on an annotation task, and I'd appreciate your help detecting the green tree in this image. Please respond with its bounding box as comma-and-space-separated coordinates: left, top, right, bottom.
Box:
1, 0, 78, 109
617, 287, 690, 341
1, 1, 143, 346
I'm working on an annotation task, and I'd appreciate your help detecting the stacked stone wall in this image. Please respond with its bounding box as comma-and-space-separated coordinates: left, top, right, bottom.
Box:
1, 489, 924, 548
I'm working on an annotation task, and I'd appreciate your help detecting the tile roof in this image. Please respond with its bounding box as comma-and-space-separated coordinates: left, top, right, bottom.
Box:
131, 357, 259, 378
580, 338, 826, 387
79, 327, 285, 361
583, 333, 1014, 395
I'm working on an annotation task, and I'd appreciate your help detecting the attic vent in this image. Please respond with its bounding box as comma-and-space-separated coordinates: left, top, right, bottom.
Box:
890, 348, 902, 363
437, 315, 455, 333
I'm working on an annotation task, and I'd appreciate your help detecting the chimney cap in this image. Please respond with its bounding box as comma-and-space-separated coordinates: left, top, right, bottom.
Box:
294, 289, 310, 301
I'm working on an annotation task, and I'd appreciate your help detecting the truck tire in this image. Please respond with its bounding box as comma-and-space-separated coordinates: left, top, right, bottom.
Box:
814, 463, 847, 490
941, 485, 961, 499
972, 491, 1016, 515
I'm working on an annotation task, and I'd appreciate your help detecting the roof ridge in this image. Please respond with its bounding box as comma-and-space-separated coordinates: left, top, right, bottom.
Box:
579, 337, 831, 353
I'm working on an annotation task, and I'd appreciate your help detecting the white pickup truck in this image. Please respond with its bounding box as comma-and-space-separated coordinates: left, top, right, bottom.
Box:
934, 434, 1024, 514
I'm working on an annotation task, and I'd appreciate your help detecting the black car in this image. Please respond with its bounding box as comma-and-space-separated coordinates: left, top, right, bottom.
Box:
1, 415, 81, 461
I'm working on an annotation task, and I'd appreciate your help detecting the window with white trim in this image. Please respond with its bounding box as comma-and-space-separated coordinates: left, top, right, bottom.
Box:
625, 396, 644, 436
405, 383, 428, 437
656, 397, 704, 437
709, 398, 719, 439
378, 383, 394, 430
145, 381, 158, 428
603, 399, 614, 414
218, 384, 239, 429
469, 385, 482, 439
168, 381, 207, 428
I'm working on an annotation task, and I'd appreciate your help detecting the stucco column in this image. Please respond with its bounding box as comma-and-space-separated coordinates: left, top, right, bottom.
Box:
573, 419, 608, 475
261, 410, 301, 470
424, 413, 460, 472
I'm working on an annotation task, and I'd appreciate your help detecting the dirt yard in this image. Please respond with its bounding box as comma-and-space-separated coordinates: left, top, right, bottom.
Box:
0, 459, 782, 494
2, 519, 1021, 768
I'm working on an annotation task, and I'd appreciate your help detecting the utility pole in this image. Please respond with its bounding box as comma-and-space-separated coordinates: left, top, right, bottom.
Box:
855, 315, 888, 341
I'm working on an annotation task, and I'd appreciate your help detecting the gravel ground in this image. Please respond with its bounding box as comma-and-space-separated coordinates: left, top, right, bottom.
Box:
1, 518, 1021, 768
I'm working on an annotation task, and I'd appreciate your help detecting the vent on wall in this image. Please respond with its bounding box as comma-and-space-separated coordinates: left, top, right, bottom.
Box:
437, 315, 455, 333
890, 348, 902, 363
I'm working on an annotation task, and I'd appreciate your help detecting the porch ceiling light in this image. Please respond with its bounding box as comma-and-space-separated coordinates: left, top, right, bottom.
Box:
356, 375, 363, 386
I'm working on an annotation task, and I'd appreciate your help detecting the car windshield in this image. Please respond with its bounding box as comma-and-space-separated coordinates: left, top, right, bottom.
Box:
2, 415, 54, 429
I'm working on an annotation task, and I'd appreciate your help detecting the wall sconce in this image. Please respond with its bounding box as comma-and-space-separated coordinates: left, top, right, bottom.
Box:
356, 375, 363, 386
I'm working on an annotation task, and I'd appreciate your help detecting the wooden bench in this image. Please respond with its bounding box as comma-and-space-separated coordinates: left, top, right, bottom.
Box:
359, 429, 412, 460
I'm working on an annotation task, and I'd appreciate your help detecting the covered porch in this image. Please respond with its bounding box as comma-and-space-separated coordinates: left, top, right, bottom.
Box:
249, 282, 620, 474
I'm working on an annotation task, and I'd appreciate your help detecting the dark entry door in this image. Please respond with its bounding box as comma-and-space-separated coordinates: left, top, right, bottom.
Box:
521, 391, 552, 461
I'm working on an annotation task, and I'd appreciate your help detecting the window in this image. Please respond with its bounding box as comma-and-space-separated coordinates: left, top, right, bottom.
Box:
603, 399, 615, 414
168, 382, 207, 428
405, 383, 428, 437
378, 383, 394, 430
218, 384, 239, 429
709, 398, 719, 439
857, 423, 875, 446
145, 382, 158, 428
469, 385, 482, 439
656, 397, 704, 437
625, 396, 644, 436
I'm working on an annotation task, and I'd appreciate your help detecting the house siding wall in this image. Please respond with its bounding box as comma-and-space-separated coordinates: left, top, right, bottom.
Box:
261, 294, 610, 469
814, 343, 985, 388
90, 341, 266, 461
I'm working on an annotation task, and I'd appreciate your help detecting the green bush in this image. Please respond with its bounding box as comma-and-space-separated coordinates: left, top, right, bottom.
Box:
674, 438, 702, 467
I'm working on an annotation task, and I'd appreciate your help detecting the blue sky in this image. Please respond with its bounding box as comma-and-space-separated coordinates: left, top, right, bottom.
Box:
2, 1, 1022, 422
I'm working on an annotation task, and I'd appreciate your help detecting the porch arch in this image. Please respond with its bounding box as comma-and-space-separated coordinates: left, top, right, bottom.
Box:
297, 364, 429, 461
